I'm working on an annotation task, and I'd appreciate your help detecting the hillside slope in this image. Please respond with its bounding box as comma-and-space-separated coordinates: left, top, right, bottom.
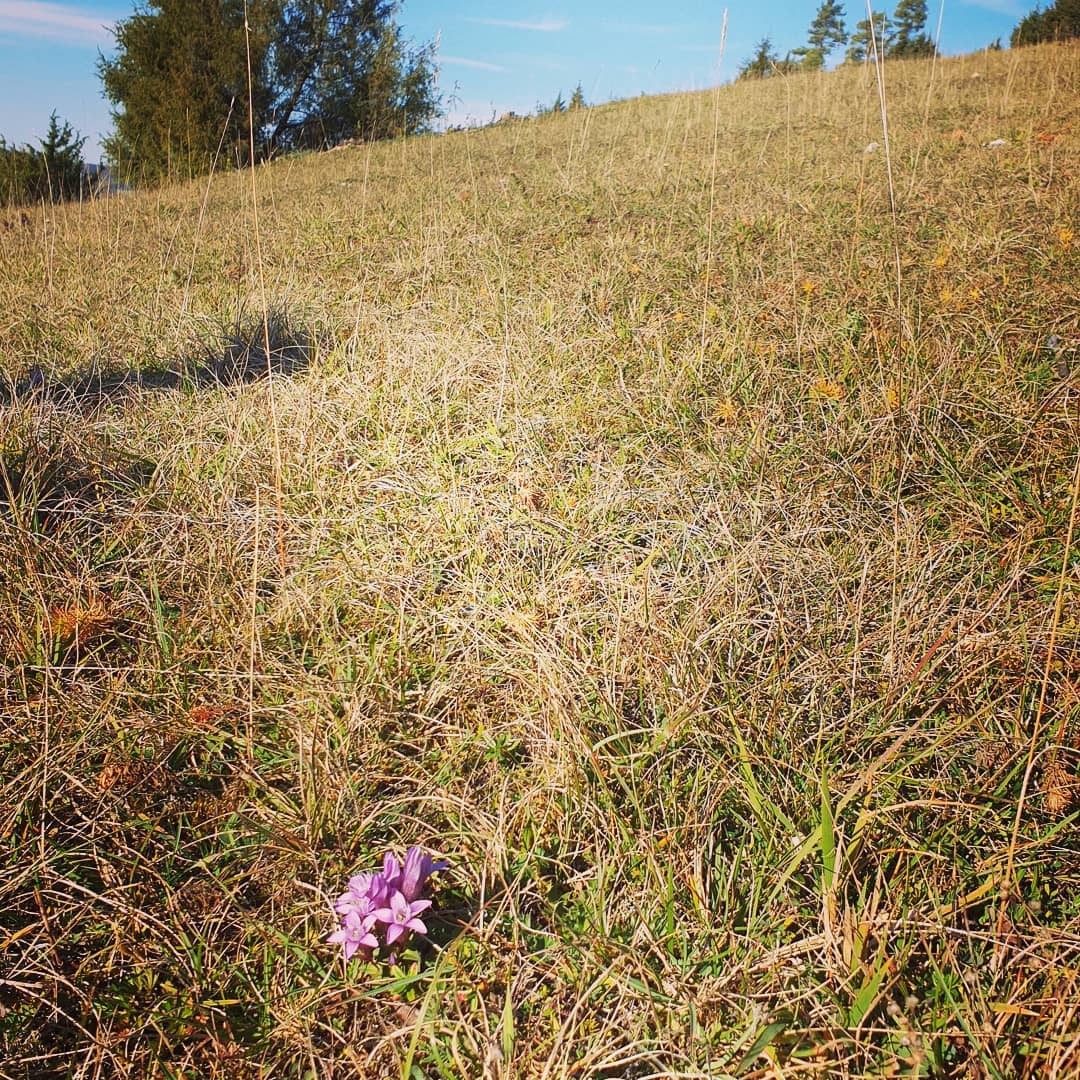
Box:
2, 42, 1079, 1078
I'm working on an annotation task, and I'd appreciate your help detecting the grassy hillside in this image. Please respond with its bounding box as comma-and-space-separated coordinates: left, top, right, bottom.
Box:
2, 42, 1079, 1078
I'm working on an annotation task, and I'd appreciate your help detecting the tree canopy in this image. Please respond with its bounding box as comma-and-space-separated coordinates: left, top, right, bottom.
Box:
0, 112, 86, 206
99, 0, 439, 182
890, 0, 935, 56
738, 37, 780, 79
265, 0, 438, 149
100, 0, 265, 181
846, 13, 891, 62
794, 0, 848, 69
1012, 0, 1080, 44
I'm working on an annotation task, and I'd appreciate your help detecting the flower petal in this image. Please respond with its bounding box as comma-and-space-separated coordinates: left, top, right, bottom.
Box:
367, 874, 389, 906
400, 847, 427, 901
382, 851, 402, 887
348, 872, 372, 895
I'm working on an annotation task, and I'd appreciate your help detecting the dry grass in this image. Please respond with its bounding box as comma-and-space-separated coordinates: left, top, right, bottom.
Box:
2, 42, 1079, 1078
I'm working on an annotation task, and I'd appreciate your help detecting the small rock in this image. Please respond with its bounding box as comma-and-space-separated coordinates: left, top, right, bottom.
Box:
863, 141, 880, 154
984, 138, 1008, 148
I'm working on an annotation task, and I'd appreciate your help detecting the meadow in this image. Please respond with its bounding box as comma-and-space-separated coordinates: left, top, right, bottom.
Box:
1, 40, 1079, 1078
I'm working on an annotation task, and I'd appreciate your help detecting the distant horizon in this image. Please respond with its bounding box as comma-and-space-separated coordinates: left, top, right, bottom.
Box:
1, 0, 1028, 164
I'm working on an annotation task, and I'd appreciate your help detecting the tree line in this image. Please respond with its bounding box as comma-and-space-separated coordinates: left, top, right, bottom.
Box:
3, 0, 1078, 205
1011, 0, 1080, 45
738, 0, 1077, 79
739, 0, 935, 78
1, 1, 438, 204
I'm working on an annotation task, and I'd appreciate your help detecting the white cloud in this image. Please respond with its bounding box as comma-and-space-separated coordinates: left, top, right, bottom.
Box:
440, 55, 509, 72
0, 0, 114, 45
463, 16, 567, 32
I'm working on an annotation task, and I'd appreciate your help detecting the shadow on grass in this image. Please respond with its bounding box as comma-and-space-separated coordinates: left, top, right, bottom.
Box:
2, 309, 314, 409
0, 311, 313, 535
0, 423, 156, 539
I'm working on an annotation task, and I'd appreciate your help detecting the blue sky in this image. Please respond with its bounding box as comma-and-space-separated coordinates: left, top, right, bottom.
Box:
0, 0, 1027, 163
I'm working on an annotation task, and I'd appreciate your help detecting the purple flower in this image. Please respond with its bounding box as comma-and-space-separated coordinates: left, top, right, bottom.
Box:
374, 891, 432, 947
327, 910, 379, 961
330, 846, 447, 962
381, 850, 402, 891
334, 871, 389, 922
400, 846, 449, 903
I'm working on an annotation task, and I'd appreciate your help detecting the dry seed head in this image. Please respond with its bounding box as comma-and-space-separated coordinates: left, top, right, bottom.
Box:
715, 396, 739, 423
1043, 761, 1077, 816
50, 595, 113, 643
810, 377, 844, 402
975, 737, 1015, 771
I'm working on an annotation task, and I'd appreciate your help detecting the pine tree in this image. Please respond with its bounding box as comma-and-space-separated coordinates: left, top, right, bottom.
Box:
0, 113, 85, 204
99, 0, 268, 181
738, 37, 779, 79
889, 0, 935, 56
794, 0, 848, 69
569, 83, 586, 110
38, 112, 87, 201
99, 0, 440, 182
846, 12, 891, 61
266, 0, 439, 149
1012, 0, 1080, 44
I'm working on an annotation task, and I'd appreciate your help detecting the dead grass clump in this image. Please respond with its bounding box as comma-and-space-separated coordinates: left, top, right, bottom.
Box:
0, 411, 156, 538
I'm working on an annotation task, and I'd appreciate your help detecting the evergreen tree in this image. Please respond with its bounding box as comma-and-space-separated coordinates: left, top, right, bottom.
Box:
0, 140, 37, 206
846, 12, 891, 60
99, 0, 439, 182
794, 0, 848, 69
266, 0, 439, 149
38, 112, 87, 201
1011, 0, 1080, 44
1012, 6, 1044, 43
569, 83, 586, 110
0, 113, 86, 205
889, 0, 936, 56
99, 0, 269, 181
738, 37, 779, 78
